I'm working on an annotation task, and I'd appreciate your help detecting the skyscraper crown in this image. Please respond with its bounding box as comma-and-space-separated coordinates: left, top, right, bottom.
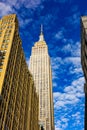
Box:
39, 24, 44, 41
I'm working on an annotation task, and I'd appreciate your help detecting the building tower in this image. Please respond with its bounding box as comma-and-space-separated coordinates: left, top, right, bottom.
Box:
81, 16, 87, 130
0, 14, 39, 130
29, 25, 54, 130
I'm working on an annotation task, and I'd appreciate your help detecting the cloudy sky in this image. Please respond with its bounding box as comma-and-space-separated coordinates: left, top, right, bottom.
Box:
0, 0, 86, 129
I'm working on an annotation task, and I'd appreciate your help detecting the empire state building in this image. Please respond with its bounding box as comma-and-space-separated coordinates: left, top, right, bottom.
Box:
29, 25, 54, 130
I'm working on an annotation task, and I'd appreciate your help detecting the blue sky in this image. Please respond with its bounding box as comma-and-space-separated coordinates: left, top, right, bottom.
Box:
0, 0, 86, 129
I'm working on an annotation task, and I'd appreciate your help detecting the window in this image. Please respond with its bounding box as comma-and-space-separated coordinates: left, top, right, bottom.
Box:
3, 39, 9, 43
1, 44, 5, 48
4, 49, 7, 52
9, 30, 11, 33
5, 44, 8, 48
7, 25, 12, 28
0, 68, 2, 72
3, 40, 6, 43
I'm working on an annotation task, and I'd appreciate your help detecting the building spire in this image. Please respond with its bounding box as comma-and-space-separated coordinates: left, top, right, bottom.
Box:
39, 24, 44, 41
41, 24, 43, 34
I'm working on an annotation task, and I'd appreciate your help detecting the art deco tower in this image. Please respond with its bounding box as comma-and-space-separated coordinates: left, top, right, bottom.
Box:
0, 14, 39, 130
29, 25, 54, 130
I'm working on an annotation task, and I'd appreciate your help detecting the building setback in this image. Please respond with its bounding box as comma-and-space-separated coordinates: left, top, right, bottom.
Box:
29, 25, 54, 130
0, 14, 39, 130
81, 16, 87, 130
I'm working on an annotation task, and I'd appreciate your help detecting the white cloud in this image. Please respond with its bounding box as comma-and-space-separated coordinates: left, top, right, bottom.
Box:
0, 2, 12, 17
69, 67, 82, 74
71, 112, 84, 127
72, 112, 80, 118
51, 56, 81, 68
51, 57, 63, 70
54, 93, 79, 109
53, 76, 84, 129
20, 0, 41, 8
62, 41, 81, 57
64, 57, 81, 67
2, 0, 41, 9
52, 70, 58, 80
0, 0, 42, 18
55, 27, 65, 40
54, 77, 84, 109
18, 17, 33, 28
55, 33, 81, 58
64, 77, 84, 93
66, 12, 80, 26
51, 57, 63, 80
55, 117, 69, 130
2, 0, 18, 6
55, 126, 62, 130
51, 55, 82, 82
53, 82, 58, 87
55, 31, 64, 40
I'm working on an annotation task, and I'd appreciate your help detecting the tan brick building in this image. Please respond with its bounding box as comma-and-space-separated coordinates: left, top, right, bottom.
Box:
0, 14, 39, 130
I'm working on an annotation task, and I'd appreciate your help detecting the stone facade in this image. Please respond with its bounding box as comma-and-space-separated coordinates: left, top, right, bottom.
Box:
29, 26, 54, 130
0, 14, 39, 130
81, 16, 87, 130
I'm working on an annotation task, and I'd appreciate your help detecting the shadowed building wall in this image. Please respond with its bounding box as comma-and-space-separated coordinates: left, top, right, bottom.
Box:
81, 16, 87, 130
0, 14, 39, 130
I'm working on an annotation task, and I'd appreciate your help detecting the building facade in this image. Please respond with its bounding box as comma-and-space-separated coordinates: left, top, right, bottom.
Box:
81, 16, 87, 130
0, 14, 39, 130
29, 26, 54, 130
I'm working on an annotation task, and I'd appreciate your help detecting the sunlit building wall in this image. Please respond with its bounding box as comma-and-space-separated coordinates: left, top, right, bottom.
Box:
0, 14, 39, 130
29, 26, 54, 130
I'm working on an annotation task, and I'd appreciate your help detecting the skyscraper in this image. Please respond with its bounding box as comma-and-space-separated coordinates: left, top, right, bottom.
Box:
29, 25, 54, 130
0, 14, 39, 130
81, 16, 87, 130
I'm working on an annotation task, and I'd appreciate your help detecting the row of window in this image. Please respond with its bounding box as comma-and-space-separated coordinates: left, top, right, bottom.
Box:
1, 20, 14, 25
3, 39, 10, 43
4, 67, 29, 129
0, 29, 12, 36
0, 51, 6, 73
